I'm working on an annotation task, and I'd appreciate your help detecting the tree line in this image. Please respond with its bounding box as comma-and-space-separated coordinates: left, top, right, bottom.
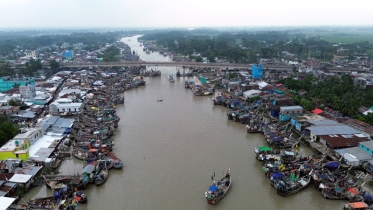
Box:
0, 115, 20, 146
278, 74, 373, 125
139, 30, 373, 63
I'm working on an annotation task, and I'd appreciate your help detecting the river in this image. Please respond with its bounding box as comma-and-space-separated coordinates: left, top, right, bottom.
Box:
23, 35, 349, 210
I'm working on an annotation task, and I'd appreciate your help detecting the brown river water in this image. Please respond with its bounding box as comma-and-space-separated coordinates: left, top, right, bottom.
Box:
22, 35, 349, 210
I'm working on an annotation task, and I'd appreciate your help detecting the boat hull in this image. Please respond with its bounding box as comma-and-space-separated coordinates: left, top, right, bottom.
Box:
206, 172, 231, 205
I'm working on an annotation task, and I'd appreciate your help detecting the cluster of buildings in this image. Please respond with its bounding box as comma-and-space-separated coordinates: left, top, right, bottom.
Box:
214, 63, 373, 173
0, 68, 97, 208
2, 41, 138, 70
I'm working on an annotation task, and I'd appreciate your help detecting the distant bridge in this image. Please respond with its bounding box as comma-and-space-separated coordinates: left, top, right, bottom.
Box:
57, 61, 364, 74
13, 61, 364, 74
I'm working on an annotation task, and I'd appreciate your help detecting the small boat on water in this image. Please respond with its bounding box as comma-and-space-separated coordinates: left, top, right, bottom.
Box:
205, 169, 231, 205
169, 74, 175, 82
95, 167, 109, 186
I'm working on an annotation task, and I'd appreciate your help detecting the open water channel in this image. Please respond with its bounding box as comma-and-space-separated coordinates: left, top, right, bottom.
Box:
23, 35, 349, 210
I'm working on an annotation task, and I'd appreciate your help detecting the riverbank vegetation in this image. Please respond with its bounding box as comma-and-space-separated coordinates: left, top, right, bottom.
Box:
278, 74, 373, 124
139, 28, 373, 63
97, 46, 120, 62
0, 30, 143, 56
0, 115, 19, 146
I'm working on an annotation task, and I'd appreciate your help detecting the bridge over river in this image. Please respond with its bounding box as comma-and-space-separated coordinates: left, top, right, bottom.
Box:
57, 61, 363, 74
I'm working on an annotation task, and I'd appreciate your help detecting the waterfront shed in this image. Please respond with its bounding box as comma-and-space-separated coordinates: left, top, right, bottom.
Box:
279, 106, 303, 121
335, 147, 373, 166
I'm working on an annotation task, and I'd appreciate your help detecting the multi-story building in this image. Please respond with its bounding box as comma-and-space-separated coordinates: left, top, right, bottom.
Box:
19, 85, 36, 100
0, 77, 35, 92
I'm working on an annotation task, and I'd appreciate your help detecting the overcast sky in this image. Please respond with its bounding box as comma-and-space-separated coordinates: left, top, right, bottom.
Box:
1, 0, 372, 28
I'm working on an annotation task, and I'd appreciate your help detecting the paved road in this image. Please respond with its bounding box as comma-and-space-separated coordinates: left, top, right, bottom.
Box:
56, 61, 362, 73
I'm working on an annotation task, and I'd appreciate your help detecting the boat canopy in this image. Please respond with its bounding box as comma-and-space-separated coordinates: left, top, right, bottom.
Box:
258, 146, 271, 152
318, 174, 331, 180
81, 164, 95, 174
272, 137, 283, 142
348, 202, 368, 208
271, 173, 284, 179
208, 185, 218, 192
325, 161, 339, 168
284, 151, 295, 156
347, 187, 359, 195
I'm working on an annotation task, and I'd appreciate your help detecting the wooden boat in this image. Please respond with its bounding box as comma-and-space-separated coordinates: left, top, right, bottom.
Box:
169, 74, 174, 82
45, 180, 66, 190
205, 169, 231, 205
95, 167, 109, 186
97, 155, 114, 170
246, 124, 263, 133
27, 196, 60, 209
343, 201, 371, 210
275, 173, 312, 197
74, 149, 100, 161
106, 151, 123, 169
73, 191, 88, 203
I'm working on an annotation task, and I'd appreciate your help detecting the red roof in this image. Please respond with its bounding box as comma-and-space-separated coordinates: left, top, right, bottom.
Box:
312, 108, 323, 115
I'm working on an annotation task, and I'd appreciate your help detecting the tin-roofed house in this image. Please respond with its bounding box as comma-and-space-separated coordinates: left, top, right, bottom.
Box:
279, 106, 303, 121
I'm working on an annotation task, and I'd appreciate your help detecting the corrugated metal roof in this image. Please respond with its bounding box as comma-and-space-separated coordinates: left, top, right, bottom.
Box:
308, 125, 359, 135
53, 118, 74, 128
8, 174, 32, 183
0, 197, 16, 210
359, 141, 373, 149
335, 147, 373, 161
280, 106, 303, 111
308, 119, 340, 125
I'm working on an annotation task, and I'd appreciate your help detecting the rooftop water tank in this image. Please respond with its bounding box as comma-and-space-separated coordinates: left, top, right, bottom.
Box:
14, 140, 19, 147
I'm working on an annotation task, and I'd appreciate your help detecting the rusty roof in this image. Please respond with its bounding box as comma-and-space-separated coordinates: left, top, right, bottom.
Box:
320, 134, 368, 148
0, 173, 14, 181
357, 106, 370, 114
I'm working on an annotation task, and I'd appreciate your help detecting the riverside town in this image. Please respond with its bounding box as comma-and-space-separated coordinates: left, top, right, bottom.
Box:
1, 28, 373, 210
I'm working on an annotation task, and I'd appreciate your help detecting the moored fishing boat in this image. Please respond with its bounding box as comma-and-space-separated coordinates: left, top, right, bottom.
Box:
106, 151, 123, 169
275, 171, 312, 197
73, 190, 88, 203
73, 149, 100, 161
343, 201, 370, 210
205, 169, 231, 205
95, 167, 109, 186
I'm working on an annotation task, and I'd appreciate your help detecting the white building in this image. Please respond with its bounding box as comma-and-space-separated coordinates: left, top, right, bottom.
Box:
19, 85, 36, 100
25, 50, 38, 58
0, 93, 11, 105
49, 99, 82, 113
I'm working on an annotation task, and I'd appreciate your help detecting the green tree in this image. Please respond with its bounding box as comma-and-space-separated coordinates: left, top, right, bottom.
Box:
0, 60, 14, 77
207, 55, 215, 62
0, 121, 18, 141
195, 56, 203, 62
49, 60, 60, 72
8, 99, 21, 106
